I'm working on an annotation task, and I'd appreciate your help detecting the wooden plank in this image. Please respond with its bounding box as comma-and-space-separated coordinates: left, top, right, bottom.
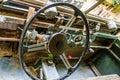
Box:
26, 7, 35, 22
0, 37, 20, 42
2, 0, 120, 28
22, 0, 46, 6
7, 0, 42, 9
0, 15, 25, 24
8, 0, 45, 7
0, 37, 36, 43
1, 0, 120, 28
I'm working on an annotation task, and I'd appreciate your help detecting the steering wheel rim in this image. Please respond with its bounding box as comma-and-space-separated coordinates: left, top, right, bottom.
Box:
19, 2, 89, 80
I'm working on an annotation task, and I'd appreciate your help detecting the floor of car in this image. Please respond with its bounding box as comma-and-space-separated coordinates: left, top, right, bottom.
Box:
0, 57, 31, 80
0, 57, 95, 80
56, 62, 95, 80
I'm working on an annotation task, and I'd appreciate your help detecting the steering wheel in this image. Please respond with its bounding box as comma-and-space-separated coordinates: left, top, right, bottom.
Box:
19, 2, 89, 80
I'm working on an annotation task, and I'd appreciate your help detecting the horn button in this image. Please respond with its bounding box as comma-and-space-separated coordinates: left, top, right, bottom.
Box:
48, 33, 67, 56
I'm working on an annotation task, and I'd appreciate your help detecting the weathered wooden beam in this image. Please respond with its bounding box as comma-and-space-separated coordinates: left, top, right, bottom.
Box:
86, 14, 120, 28
26, 7, 35, 22
21, 0, 46, 6
53, 6, 120, 28
1, 0, 120, 28
0, 37, 20, 42
84, 0, 104, 14
0, 14, 54, 28
0, 37, 36, 43
0, 15, 25, 24
7, 0, 42, 9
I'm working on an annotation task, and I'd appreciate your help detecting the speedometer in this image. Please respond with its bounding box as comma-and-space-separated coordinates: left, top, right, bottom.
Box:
74, 35, 82, 44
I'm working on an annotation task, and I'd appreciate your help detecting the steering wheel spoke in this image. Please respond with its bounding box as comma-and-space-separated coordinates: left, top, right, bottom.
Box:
23, 42, 47, 52
62, 16, 76, 33
59, 53, 72, 69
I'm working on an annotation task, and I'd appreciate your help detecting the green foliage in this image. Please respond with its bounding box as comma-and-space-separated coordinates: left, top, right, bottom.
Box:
111, 4, 120, 13
83, 0, 87, 2
111, 0, 120, 5
114, 0, 120, 4
103, 0, 120, 5
48, 53, 53, 59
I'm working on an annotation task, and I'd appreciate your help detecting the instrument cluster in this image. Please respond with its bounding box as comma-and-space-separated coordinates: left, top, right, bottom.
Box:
65, 29, 86, 47
37, 26, 88, 47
